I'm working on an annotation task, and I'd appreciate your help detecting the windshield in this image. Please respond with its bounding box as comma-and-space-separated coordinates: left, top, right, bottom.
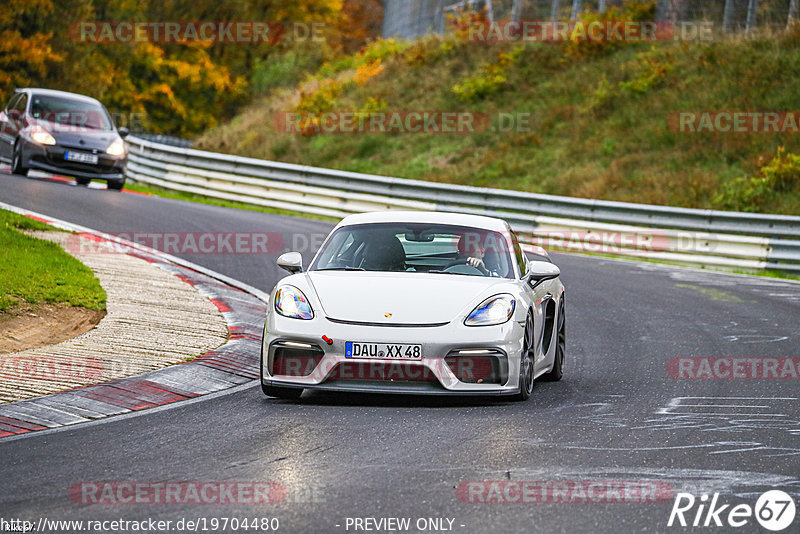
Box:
310, 223, 516, 278
29, 95, 113, 130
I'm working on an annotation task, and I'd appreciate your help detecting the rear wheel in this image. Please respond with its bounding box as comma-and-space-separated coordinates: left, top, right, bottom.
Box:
542, 297, 565, 382
75, 177, 91, 186
513, 312, 535, 401
107, 179, 124, 191
11, 143, 28, 176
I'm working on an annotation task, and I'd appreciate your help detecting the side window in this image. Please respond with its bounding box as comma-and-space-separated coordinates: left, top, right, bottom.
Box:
13, 94, 28, 114
4, 94, 21, 112
510, 231, 526, 276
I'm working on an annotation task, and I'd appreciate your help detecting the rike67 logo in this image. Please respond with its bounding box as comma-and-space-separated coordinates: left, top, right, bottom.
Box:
668, 490, 796, 531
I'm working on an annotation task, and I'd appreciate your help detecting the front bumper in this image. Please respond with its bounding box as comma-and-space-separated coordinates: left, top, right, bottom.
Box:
22, 139, 125, 180
262, 312, 525, 395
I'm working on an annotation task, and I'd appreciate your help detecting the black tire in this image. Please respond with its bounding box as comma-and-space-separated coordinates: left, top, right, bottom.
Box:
261, 383, 303, 400
542, 297, 565, 382
75, 177, 91, 186
107, 179, 125, 191
513, 311, 535, 401
11, 142, 28, 176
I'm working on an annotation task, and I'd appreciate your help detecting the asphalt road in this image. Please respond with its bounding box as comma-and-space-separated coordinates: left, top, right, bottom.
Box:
1, 171, 799, 534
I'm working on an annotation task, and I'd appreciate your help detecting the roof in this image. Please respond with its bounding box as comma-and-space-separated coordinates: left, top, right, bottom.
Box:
16, 88, 102, 105
337, 211, 510, 233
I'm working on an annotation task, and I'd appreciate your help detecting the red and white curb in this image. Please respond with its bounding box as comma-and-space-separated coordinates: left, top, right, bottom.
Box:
0, 201, 268, 439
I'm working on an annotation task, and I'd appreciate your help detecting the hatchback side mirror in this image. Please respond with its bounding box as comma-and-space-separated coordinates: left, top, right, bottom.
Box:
277, 251, 303, 274
118, 127, 129, 138
523, 261, 560, 288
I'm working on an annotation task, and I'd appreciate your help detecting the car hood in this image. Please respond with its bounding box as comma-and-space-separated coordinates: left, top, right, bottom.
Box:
306, 271, 508, 324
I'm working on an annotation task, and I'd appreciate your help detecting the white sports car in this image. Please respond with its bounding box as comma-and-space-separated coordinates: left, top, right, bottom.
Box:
260, 211, 565, 401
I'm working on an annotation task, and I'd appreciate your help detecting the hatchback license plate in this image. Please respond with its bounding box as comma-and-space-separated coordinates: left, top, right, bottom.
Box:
345, 342, 422, 360
65, 151, 98, 165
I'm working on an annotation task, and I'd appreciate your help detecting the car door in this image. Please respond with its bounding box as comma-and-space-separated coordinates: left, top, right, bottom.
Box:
0, 93, 22, 160
511, 230, 556, 372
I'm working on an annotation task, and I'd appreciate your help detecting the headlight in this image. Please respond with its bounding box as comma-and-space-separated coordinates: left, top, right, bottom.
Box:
274, 285, 314, 320
30, 126, 56, 146
106, 138, 125, 156
464, 294, 515, 326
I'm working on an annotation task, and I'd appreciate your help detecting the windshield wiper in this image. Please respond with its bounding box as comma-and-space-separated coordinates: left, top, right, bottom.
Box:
315, 267, 366, 271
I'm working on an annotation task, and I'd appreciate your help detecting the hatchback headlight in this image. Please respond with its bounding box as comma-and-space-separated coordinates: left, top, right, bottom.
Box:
464, 294, 515, 326
31, 126, 56, 146
106, 138, 125, 156
274, 285, 314, 320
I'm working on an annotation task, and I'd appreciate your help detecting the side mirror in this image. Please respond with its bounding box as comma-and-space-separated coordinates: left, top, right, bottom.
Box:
277, 251, 303, 274
118, 127, 129, 138
523, 260, 560, 288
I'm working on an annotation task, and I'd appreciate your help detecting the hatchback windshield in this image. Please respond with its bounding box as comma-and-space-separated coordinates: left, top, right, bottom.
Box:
29, 95, 113, 130
310, 223, 515, 278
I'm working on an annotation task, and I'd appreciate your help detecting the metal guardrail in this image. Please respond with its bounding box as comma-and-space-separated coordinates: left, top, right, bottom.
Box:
124, 135, 800, 273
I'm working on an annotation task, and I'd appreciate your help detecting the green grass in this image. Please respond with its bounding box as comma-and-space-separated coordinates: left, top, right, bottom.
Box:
196, 25, 800, 215
0, 209, 106, 311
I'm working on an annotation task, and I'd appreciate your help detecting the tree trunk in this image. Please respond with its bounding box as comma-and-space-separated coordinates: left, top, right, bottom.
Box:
599, 0, 607, 13
789, 0, 799, 27
722, 0, 735, 33
484, 0, 494, 23
551, 0, 561, 20
571, 0, 582, 20
746, 0, 758, 32
511, 0, 522, 21
657, 0, 688, 24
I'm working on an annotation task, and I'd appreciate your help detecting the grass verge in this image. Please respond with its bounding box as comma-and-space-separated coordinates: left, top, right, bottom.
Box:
0, 209, 106, 312
197, 14, 800, 215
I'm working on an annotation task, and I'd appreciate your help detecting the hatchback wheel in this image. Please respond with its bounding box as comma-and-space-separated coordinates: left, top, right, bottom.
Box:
11, 143, 28, 176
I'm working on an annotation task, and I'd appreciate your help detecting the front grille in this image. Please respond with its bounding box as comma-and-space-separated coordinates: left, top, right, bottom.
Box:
270, 343, 324, 377
444, 350, 507, 384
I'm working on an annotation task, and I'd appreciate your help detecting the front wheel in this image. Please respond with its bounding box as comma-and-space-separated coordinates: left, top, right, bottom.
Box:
542, 297, 565, 382
261, 383, 303, 400
107, 179, 124, 191
75, 177, 91, 186
11, 143, 28, 176
513, 312, 535, 401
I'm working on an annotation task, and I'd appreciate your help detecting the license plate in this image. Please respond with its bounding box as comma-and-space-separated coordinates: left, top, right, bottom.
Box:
65, 151, 98, 165
345, 342, 422, 360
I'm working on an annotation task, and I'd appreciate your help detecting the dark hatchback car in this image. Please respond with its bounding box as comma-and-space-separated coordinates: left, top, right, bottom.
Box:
0, 88, 128, 189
